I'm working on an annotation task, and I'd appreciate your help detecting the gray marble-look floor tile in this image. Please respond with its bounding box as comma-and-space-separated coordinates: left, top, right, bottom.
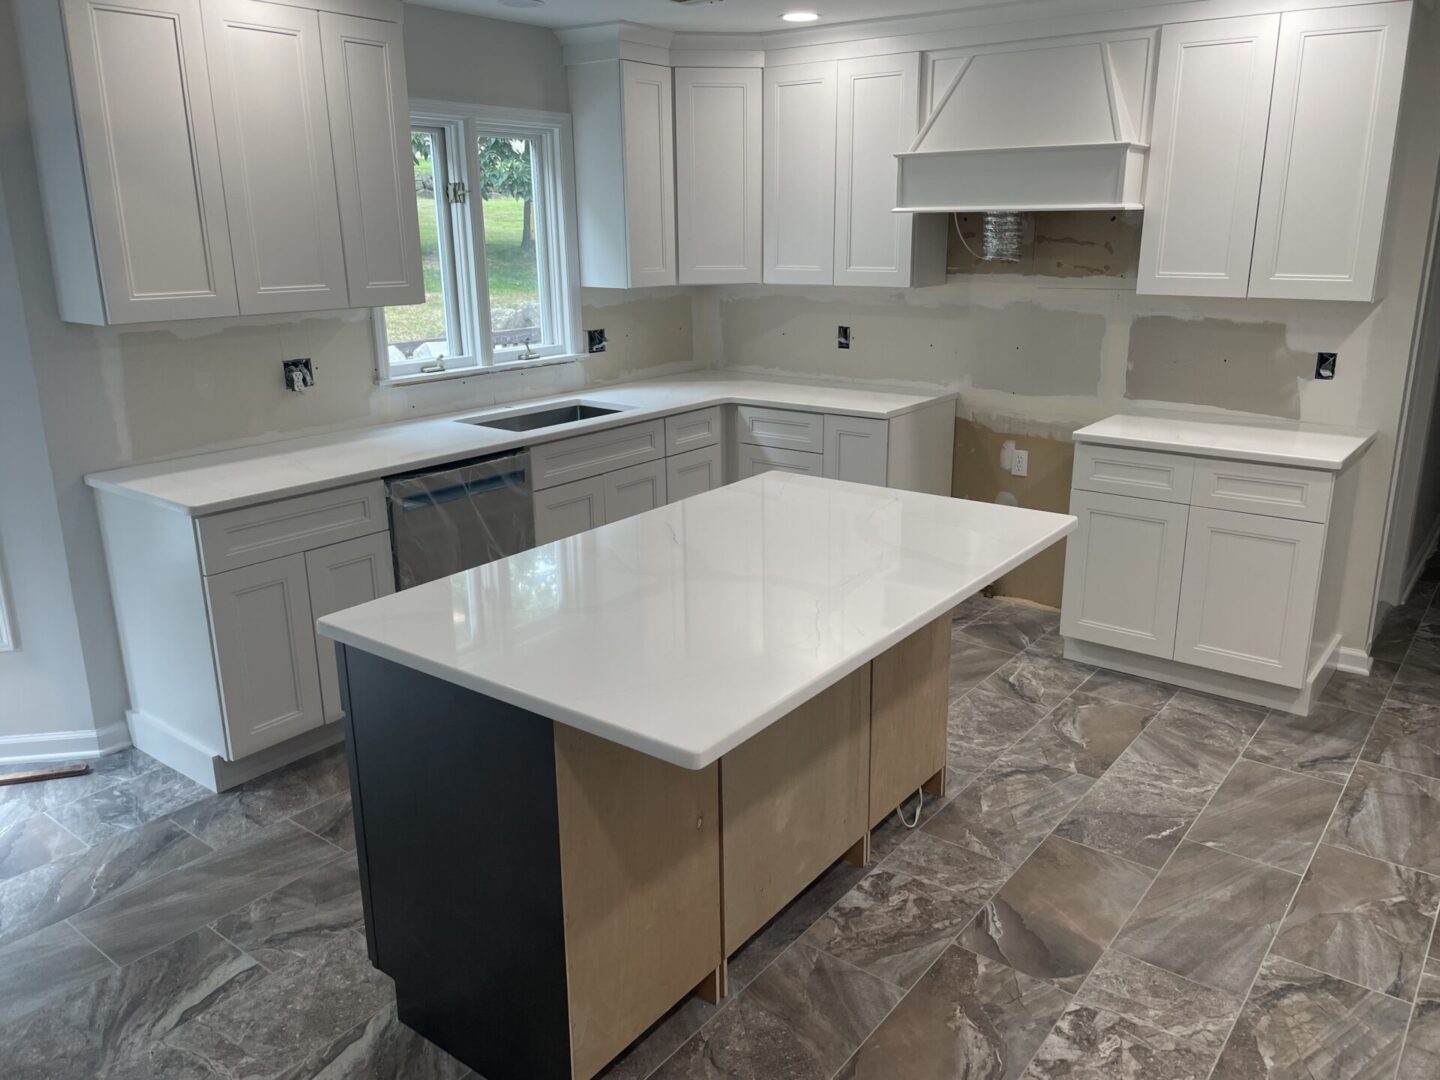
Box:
1360, 701, 1440, 780
948, 678, 1050, 756
1319, 662, 1400, 715
869, 790, 953, 865
71, 820, 339, 966
1020, 1003, 1219, 1079
997, 693, 1153, 779
951, 593, 999, 626
988, 652, 1095, 715
0, 812, 86, 882
1243, 705, 1375, 784
801, 867, 975, 990
289, 790, 357, 852
1270, 842, 1440, 1000
924, 759, 1094, 869
1210, 954, 1411, 1080
837, 946, 1070, 1080
1075, 668, 1178, 711
1054, 722, 1236, 869
960, 836, 1153, 992
0, 920, 114, 1025
1075, 951, 1242, 1055
0, 749, 160, 828
652, 943, 904, 1080
0, 817, 212, 949
1149, 691, 1268, 754
273, 1002, 470, 1080
48, 766, 211, 844
1399, 968, 1440, 1080
210, 854, 363, 974
957, 601, 1060, 655
1326, 761, 1440, 874
951, 634, 1016, 696
597, 995, 722, 1080
881, 829, 1011, 907
1186, 759, 1341, 873
1389, 636, 1440, 708
0, 927, 262, 1080
1372, 603, 1425, 664
1112, 842, 1299, 997
169, 746, 350, 850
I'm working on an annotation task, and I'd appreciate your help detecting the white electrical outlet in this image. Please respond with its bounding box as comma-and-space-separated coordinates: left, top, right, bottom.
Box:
1010, 448, 1029, 477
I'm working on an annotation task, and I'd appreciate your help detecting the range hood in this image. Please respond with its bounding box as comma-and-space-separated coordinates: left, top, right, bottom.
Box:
896, 35, 1152, 214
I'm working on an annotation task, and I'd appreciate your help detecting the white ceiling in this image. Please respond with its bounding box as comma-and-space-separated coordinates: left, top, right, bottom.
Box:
413, 0, 1028, 34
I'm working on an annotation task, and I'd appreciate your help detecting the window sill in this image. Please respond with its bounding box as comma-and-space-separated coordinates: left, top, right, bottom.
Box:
378, 354, 582, 388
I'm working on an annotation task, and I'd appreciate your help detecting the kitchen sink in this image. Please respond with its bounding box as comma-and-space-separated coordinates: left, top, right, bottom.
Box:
461, 402, 623, 432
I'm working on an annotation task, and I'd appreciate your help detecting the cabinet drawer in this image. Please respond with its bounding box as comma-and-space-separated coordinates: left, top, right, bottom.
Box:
735, 443, 824, 478
532, 420, 664, 490
533, 476, 607, 545
1190, 459, 1333, 523
733, 406, 824, 453
665, 407, 723, 455
603, 459, 667, 524
1072, 443, 1194, 504
667, 444, 724, 503
197, 481, 388, 575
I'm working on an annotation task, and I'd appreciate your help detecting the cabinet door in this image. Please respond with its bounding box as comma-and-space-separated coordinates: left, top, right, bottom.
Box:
305, 533, 395, 722
206, 554, 324, 759
1137, 16, 1279, 297
319, 12, 424, 307
534, 476, 607, 545
1060, 490, 1189, 659
61, 0, 238, 322
823, 415, 889, 487
1249, 3, 1410, 301
603, 460, 667, 524
675, 68, 762, 285
834, 54, 922, 287
736, 444, 825, 479
622, 61, 678, 287
764, 62, 838, 284
204, 0, 348, 315
1174, 507, 1324, 688
667, 445, 724, 504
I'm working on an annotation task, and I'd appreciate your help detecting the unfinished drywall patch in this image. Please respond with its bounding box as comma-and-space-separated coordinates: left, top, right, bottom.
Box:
1126, 316, 1314, 418
967, 302, 1106, 395
580, 289, 695, 384
948, 210, 1143, 279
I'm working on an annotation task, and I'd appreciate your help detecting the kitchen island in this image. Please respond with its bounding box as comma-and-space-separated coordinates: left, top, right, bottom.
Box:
317, 473, 1074, 1080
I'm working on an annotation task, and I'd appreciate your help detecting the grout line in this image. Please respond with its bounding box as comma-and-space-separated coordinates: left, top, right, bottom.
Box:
42, 811, 93, 851
63, 916, 121, 971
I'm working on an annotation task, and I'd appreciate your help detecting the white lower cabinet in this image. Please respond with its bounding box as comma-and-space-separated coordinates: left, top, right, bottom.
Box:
1061, 490, 1189, 659
736, 443, 825, 479
604, 460, 667, 523
206, 553, 325, 760
823, 416, 889, 486
667, 445, 725, 503
535, 476, 608, 544
305, 532, 396, 721
1173, 507, 1324, 687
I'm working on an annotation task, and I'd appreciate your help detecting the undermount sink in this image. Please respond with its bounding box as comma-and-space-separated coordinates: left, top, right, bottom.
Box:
461, 402, 623, 432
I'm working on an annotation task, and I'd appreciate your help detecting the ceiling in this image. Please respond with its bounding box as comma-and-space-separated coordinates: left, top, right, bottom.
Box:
413, 0, 1029, 34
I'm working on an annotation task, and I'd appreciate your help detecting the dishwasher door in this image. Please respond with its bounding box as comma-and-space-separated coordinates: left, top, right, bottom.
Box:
387, 451, 535, 589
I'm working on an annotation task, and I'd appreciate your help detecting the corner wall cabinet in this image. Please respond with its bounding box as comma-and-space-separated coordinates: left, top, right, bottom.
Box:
1061, 418, 1371, 714
14, 0, 422, 325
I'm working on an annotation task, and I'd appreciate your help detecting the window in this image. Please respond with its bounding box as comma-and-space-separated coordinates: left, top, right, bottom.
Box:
377, 104, 581, 382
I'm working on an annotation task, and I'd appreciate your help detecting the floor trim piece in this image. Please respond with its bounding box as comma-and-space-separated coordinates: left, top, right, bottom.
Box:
0, 720, 130, 765
1334, 646, 1375, 677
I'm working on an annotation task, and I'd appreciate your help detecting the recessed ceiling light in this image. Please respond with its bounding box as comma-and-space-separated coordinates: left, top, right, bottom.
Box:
781, 11, 821, 23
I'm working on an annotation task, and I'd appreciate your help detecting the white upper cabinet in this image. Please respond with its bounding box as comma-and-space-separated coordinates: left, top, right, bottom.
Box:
1137, 16, 1279, 298
675, 67, 763, 285
569, 59, 677, 288
764, 62, 839, 285
204, 0, 348, 315
1249, 3, 1411, 301
320, 12, 425, 307
834, 54, 944, 288
25, 0, 239, 324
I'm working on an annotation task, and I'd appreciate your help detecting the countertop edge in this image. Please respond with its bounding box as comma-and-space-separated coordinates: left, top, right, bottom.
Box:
1072, 426, 1378, 472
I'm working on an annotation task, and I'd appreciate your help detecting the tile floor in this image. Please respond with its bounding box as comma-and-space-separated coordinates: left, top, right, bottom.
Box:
4, 561, 1440, 1078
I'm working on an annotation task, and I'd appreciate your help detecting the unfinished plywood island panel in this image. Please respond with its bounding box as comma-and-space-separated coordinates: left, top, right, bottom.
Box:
868, 615, 951, 827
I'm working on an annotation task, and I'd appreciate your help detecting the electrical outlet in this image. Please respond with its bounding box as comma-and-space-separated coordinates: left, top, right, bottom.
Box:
837, 326, 852, 350
282, 358, 314, 393
1316, 352, 1337, 380
587, 328, 607, 354
1010, 448, 1030, 477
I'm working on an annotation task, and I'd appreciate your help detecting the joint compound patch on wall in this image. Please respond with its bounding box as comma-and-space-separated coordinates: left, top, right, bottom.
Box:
1126, 316, 1315, 419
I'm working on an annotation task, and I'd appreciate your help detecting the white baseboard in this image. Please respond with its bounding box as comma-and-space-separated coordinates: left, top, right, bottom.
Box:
1335, 647, 1374, 677
128, 709, 344, 793
0, 720, 131, 765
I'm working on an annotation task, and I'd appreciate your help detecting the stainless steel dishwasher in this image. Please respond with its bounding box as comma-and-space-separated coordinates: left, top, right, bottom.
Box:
386, 450, 535, 589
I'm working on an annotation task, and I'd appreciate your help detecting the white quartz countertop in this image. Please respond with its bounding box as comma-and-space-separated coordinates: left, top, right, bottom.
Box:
317, 474, 1075, 770
84, 372, 956, 516
1074, 413, 1375, 471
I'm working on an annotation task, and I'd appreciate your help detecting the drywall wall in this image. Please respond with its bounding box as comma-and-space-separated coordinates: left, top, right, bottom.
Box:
404, 5, 570, 111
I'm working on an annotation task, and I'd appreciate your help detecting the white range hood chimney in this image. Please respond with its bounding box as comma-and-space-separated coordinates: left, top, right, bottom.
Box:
896, 34, 1153, 214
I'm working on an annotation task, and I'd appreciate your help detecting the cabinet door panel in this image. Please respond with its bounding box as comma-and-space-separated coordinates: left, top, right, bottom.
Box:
62, 0, 237, 321
204, 0, 347, 315
823, 415, 889, 487
675, 67, 762, 284
622, 61, 678, 287
319, 12, 424, 306
666, 444, 724, 504
1249, 3, 1410, 301
306, 533, 395, 722
603, 460, 667, 524
1060, 490, 1188, 659
206, 554, 324, 759
764, 62, 838, 284
1174, 507, 1324, 687
1137, 16, 1278, 297
834, 54, 922, 287
534, 476, 607, 545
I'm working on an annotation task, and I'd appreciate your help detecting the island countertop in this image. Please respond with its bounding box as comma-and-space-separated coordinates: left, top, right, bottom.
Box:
318, 473, 1075, 769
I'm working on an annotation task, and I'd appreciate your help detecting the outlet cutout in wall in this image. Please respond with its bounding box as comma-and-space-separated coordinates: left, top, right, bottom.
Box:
587, 328, 608, 354
837, 326, 852, 350
282, 358, 314, 393
1316, 352, 1338, 380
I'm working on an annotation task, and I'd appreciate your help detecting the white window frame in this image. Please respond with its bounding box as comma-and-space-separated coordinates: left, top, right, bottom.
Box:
376, 102, 584, 384
0, 545, 14, 652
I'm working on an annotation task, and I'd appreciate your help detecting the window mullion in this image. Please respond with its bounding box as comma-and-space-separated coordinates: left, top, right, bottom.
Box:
463, 118, 497, 368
